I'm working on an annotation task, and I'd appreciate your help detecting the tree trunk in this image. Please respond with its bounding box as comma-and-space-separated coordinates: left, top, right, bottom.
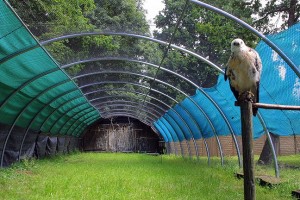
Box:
258, 133, 279, 165
288, 0, 297, 27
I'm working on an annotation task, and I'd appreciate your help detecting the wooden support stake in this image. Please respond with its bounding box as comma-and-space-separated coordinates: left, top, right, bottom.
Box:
240, 99, 256, 200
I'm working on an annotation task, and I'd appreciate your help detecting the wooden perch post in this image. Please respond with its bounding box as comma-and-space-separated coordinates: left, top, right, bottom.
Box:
239, 95, 256, 200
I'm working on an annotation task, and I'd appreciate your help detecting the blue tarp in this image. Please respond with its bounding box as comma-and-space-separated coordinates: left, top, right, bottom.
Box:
156, 23, 300, 141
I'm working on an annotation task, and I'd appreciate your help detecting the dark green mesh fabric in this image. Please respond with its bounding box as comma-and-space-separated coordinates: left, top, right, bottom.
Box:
0, 1, 100, 137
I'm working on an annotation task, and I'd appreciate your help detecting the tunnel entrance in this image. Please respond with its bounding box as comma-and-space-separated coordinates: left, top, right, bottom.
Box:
81, 117, 161, 153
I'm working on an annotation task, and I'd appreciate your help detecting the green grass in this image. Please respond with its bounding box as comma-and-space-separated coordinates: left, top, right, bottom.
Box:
0, 153, 299, 200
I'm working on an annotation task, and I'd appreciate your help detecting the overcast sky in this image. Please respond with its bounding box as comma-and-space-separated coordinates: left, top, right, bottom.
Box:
143, 0, 165, 31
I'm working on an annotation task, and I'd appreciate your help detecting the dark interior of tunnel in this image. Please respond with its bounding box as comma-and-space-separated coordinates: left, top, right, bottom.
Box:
80, 117, 163, 154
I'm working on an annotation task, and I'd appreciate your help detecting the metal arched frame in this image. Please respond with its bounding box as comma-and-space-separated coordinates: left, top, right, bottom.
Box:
101, 110, 156, 123
65, 109, 100, 136
1, 1, 100, 162
100, 113, 152, 127
88, 91, 185, 157
78, 82, 210, 163
38, 96, 87, 132
64, 107, 100, 136
90, 91, 186, 158
17, 88, 80, 161
4, 0, 295, 168
99, 106, 160, 120
95, 100, 167, 116
82, 83, 208, 162
102, 113, 153, 127
42, 32, 291, 174
96, 103, 163, 118
56, 106, 95, 135
73, 70, 223, 164
26, 2, 289, 174
190, 0, 299, 77
48, 102, 91, 133
190, 0, 285, 177
73, 115, 101, 137
63, 57, 240, 165
0, 68, 59, 110
93, 100, 167, 138
97, 103, 193, 159
51, 32, 284, 171
84, 83, 204, 161
0, 78, 71, 167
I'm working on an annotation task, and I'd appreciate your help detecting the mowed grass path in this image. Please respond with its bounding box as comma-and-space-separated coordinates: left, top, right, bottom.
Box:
0, 153, 299, 199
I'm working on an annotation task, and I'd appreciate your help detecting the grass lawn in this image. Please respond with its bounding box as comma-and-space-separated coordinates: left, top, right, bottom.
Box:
0, 152, 299, 199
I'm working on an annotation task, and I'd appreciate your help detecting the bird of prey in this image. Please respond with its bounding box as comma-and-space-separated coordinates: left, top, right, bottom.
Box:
224, 38, 262, 116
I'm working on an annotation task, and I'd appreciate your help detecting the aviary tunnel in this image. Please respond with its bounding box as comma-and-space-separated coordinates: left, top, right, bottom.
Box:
0, 0, 299, 182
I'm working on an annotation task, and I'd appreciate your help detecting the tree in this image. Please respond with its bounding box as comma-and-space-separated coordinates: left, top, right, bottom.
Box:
253, 0, 300, 33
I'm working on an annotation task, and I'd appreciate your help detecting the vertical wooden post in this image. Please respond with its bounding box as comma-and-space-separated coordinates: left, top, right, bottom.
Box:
240, 100, 256, 200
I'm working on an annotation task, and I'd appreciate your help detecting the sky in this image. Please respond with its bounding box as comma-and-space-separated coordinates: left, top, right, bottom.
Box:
142, 0, 283, 32
143, 0, 165, 32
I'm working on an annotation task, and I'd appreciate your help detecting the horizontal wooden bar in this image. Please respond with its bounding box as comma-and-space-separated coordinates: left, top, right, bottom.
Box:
235, 102, 300, 111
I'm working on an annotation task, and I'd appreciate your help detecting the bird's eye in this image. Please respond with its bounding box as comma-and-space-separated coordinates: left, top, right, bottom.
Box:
233, 42, 239, 46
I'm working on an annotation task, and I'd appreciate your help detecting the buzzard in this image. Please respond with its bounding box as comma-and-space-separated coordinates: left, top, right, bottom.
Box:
225, 38, 262, 116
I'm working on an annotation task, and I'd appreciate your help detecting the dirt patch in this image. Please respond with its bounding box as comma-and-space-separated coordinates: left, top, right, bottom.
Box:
16, 170, 34, 175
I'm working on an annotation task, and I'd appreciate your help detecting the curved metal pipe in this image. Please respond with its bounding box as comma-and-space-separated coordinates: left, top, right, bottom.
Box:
97, 103, 163, 117
86, 88, 166, 114
99, 107, 185, 158
81, 84, 210, 162
257, 112, 280, 178
94, 100, 167, 115
81, 85, 207, 162
0, 79, 71, 167
99, 105, 192, 159
48, 102, 90, 133
17, 88, 79, 161
85, 85, 203, 161
190, 0, 299, 77
64, 57, 239, 164
75, 110, 155, 138
58, 108, 94, 135
102, 112, 152, 126
38, 96, 85, 132
42, 32, 223, 74
100, 109, 157, 122
66, 110, 100, 136
94, 102, 192, 158
74, 70, 223, 164
95, 100, 165, 136
188, 0, 280, 174
0, 68, 59, 111
57, 106, 95, 134
73, 115, 100, 136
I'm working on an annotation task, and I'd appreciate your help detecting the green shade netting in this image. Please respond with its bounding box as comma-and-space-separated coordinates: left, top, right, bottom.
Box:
0, 1, 100, 136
